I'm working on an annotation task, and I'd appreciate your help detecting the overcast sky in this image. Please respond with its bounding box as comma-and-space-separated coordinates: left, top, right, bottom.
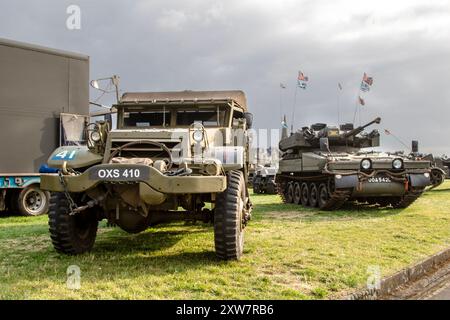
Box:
1, 0, 449, 154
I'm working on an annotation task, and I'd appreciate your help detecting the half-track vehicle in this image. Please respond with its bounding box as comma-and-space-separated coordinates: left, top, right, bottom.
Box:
252, 165, 277, 194
276, 117, 435, 210
41, 90, 253, 260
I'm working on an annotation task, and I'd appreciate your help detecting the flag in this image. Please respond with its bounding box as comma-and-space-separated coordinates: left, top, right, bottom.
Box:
280, 83, 286, 89
281, 120, 288, 129
360, 81, 370, 92
338, 83, 343, 90
358, 96, 365, 106
384, 129, 391, 135
298, 82, 307, 89
363, 73, 373, 86
298, 71, 308, 82
297, 71, 308, 89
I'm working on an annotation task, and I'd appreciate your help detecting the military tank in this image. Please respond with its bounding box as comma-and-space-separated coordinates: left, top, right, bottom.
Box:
253, 165, 277, 194
276, 117, 435, 210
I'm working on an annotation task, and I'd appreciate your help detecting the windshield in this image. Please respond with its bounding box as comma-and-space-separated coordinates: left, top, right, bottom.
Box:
123, 108, 170, 128
176, 106, 226, 127
120, 105, 229, 128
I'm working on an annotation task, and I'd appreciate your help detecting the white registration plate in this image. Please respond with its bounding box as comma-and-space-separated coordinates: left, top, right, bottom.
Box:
89, 166, 149, 181
367, 176, 392, 183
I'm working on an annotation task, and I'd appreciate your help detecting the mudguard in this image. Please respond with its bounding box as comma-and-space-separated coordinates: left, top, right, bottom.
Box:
408, 173, 431, 187
335, 174, 359, 188
47, 146, 103, 169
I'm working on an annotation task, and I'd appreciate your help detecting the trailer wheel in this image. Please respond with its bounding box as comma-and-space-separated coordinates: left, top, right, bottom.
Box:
12, 186, 50, 216
214, 171, 247, 260
48, 192, 98, 255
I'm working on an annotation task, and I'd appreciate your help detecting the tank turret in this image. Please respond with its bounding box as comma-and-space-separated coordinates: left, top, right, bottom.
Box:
279, 117, 381, 152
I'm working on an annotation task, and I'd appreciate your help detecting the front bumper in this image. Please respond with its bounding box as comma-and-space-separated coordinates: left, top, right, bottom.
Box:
41, 164, 227, 194
333, 171, 431, 196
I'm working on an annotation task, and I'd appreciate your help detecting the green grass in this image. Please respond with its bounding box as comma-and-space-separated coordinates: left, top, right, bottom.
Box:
1, 182, 450, 299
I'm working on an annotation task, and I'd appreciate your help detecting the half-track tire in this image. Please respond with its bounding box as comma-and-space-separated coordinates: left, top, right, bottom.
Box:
48, 192, 98, 255
309, 183, 319, 207
214, 171, 246, 261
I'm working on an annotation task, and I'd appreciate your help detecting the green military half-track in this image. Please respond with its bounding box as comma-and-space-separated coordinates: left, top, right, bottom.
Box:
41, 90, 253, 260
276, 117, 437, 210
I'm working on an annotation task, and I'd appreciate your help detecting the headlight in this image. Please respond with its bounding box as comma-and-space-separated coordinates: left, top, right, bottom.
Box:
90, 131, 101, 142
193, 130, 203, 142
361, 159, 372, 170
392, 159, 403, 169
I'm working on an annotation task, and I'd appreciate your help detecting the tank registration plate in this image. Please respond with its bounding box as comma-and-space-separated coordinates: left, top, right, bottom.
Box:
89, 166, 150, 181
367, 177, 392, 183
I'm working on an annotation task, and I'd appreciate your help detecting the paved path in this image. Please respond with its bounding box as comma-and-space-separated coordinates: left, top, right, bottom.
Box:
383, 260, 450, 300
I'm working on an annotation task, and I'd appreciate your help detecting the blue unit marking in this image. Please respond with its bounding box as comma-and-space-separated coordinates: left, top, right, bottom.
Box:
51, 150, 78, 161
0, 175, 41, 189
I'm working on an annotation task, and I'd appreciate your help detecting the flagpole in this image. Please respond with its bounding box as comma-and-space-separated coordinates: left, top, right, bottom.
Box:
291, 86, 298, 134
337, 83, 341, 125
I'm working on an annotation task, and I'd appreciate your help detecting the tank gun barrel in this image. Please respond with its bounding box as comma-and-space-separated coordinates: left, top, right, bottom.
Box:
343, 117, 381, 138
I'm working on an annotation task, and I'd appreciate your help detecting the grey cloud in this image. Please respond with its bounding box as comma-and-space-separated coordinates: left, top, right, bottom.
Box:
0, 0, 449, 154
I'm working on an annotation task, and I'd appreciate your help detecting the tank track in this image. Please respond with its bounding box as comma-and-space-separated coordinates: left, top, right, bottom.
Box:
276, 179, 351, 211
391, 188, 424, 209
320, 189, 352, 210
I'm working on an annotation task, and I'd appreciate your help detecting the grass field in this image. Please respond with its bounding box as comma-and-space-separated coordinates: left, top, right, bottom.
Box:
1, 182, 450, 299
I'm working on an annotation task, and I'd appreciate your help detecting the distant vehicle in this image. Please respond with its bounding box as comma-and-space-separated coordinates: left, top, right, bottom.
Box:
0, 38, 89, 216
253, 165, 277, 194
41, 90, 253, 260
276, 117, 436, 210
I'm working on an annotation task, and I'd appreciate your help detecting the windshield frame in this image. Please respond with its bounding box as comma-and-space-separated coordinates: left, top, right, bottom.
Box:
117, 103, 232, 129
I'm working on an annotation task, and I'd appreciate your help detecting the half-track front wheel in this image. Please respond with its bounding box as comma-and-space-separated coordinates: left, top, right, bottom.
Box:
48, 193, 99, 255
214, 171, 247, 261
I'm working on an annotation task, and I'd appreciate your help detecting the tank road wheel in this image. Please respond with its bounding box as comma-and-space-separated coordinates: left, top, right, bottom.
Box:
214, 171, 247, 261
12, 186, 50, 216
293, 183, 301, 204
286, 183, 294, 203
309, 183, 319, 207
318, 183, 330, 210
48, 193, 98, 255
300, 182, 309, 207
430, 168, 445, 188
